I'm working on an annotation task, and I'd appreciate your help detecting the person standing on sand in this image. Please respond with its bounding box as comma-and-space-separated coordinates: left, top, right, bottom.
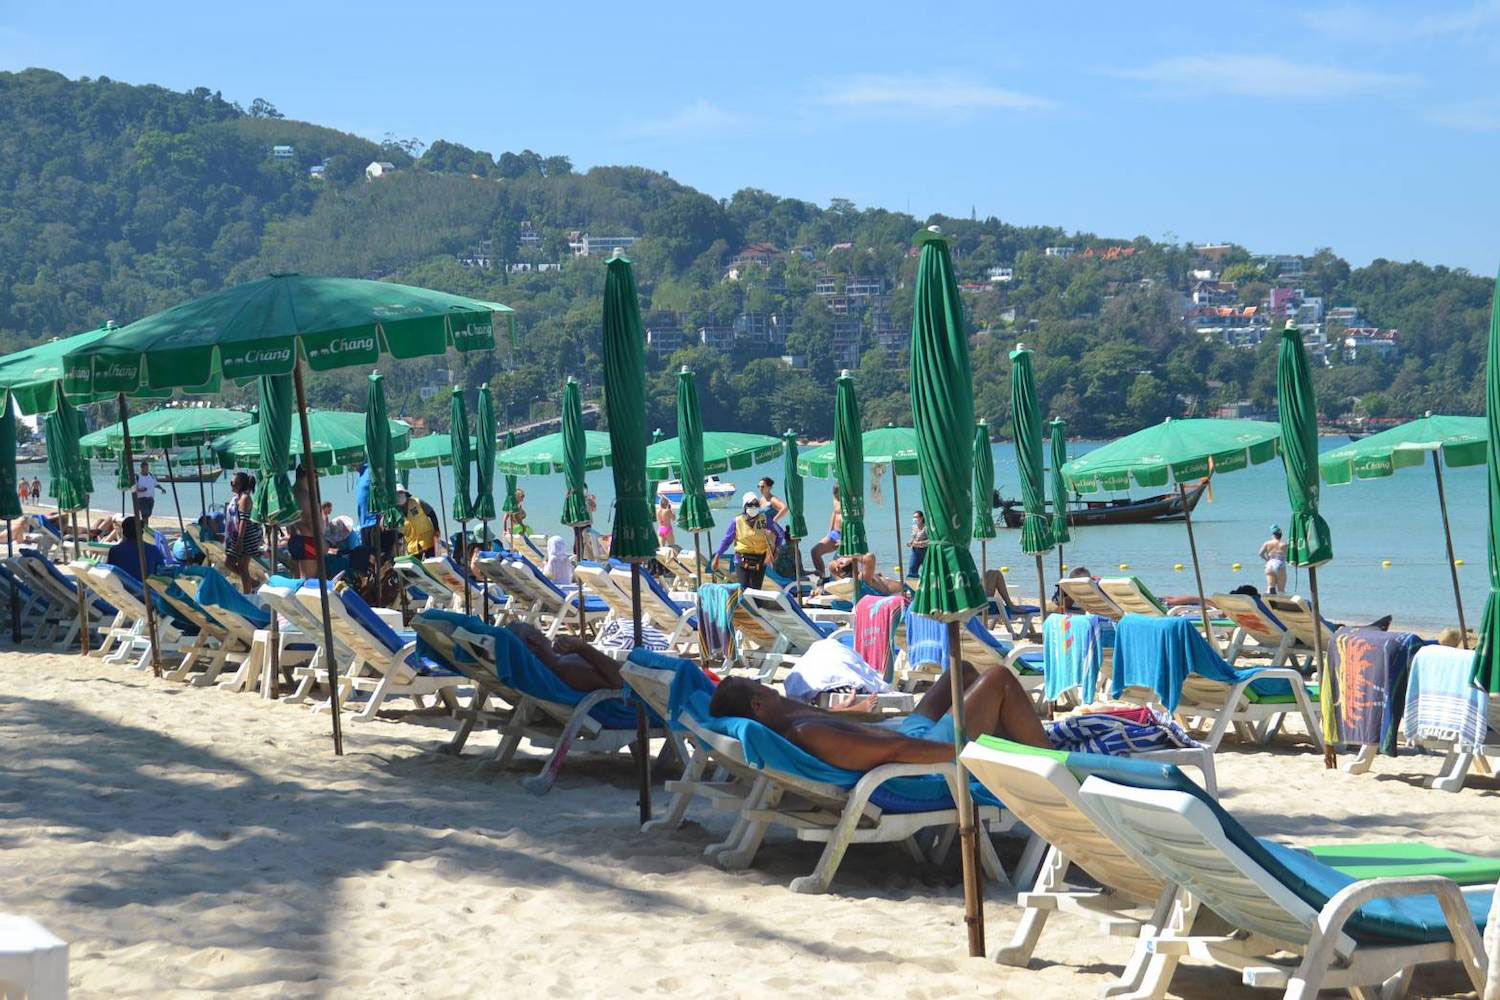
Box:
29, 477, 40, 503
17, 480, 28, 509
133, 462, 162, 523
810, 484, 842, 579
1259, 525, 1289, 594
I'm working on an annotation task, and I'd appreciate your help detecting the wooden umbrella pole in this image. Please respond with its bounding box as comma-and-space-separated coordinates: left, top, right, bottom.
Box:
979, 540, 988, 626
946, 619, 985, 957
891, 472, 903, 578
71, 509, 88, 654
6, 526, 18, 643
1309, 566, 1334, 769
458, 518, 470, 616
692, 531, 704, 591
791, 537, 803, 608
195, 446, 208, 521
118, 394, 161, 678
292, 363, 344, 756
266, 522, 281, 699
1034, 554, 1047, 625
1432, 453, 1469, 648
161, 449, 188, 539
573, 525, 586, 635
632, 562, 651, 824
1179, 484, 1213, 644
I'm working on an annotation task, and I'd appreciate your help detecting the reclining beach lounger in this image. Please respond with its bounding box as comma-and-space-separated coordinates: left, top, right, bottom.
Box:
412, 610, 666, 794
573, 561, 633, 625
739, 588, 842, 671
610, 565, 697, 654
293, 581, 463, 721
621, 649, 1034, 894
175, 567, 279, 692
147, 572, 248, 685
961, 738, 1500, 997
899, 612, 1046, 701
1211, 591, 1302, 667
1098, 576, 1173, 617
1058, 576, 1124, 619
0, 559, 50, 643
85, 564, 190, 670
489, 555, 606, 638
422, 555, 504, 616
261, 577, 356, 701
393, 555, 451, 610
1263, 593, 1338, 657
1401, 644, 1500, 792
9, 550, 114, 648
1110, 614, 1321, 751
1078, 758, 1492, 999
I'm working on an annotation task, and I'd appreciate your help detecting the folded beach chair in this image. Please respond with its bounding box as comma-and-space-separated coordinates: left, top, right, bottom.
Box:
84, 563, 191, 670
1212, 591, 1301, 667
412, 610, 667, 795
1402, 644, 1500, 792
1078, 758, 1491, 999
147, 571, 249, 685
609, 565, 698, 654
961, 738, 1500, 997
1263, 593, 1338, 657
1111, 614, 1321, 751
1058, 576, 1124, 619
621, 649, 1034, 894
293, 581, 463, 721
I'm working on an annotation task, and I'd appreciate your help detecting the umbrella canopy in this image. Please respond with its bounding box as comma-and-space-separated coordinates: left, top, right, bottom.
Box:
474, 384, 497, 523
366, 373, 402, 525
799, 425, 919, 478
601, 256, 655, 560
833, 373, 869, 556
0, 393, 20, 519
62, 275, 513, 395
561, 378, 591, 527
1474, 269, 1500, 693
782, 430, 808, 540
213, 409, 410, 474
645, 431, 783, 482
497, 430, 613, 475
394, 433, 452, 470
1276, 328, 1333, 568
972, 420, 997, 540
449, 387, 473, 523
79, 406, 252, 457
250, 375, 300, 525
45, 390, 89, 512
1010, 347, 1054, 557
1049, 417, 1072, 545
910, 230, 985, 619
672, 368, 715, 534
1062, 418, 1281, 492
0, 324, 191, 414
1319, 414, 1487, 484
500, 431, 519, 511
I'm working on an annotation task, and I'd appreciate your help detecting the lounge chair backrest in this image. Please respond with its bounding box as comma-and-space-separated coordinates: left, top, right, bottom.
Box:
1098, 576, 1166, 616
1263, 594, 1335, 648
741, 588, 828, 650
1209, 592, 1286, 644
611, 566, 688, 632
575, 561, 631, 613
1058, 577, 1122, 619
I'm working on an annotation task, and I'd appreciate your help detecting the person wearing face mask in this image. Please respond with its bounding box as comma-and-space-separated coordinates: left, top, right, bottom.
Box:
711, 492, 784, 590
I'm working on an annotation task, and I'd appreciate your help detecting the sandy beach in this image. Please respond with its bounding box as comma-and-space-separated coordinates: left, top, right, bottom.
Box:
2, 649, 1497, 998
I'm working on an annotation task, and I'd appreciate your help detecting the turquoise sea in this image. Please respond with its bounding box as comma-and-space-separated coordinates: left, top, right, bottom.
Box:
30, 434, 1486, 632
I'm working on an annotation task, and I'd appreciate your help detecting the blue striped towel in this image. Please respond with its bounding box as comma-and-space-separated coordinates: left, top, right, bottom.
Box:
696, 583, 741, 661
1046, 708, 1200, 755
1403, 644, 1487, 750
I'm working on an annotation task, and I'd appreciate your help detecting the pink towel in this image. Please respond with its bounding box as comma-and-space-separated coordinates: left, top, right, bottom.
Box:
854, 594, 907, 682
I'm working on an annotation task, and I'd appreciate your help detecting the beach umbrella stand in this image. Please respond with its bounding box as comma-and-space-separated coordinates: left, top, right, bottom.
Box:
783, 430, 808, 602
114, 395, 163, 678
1178, 482, 1213, 638
2, 393, 17, 642
292, 365, 345, 755
159, 449, 189, 539
450, 387, 474, 616
1010, 346, 1055, 626
194, 446, 209, 522
1432, 452, 1468, 645
475, 384, 498, 622
973, 420, 997, 623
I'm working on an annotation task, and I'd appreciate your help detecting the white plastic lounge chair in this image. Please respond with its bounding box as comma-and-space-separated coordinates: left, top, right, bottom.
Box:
1058, 576, 1124, 619
147, 574, 249, 685
261, 579, 355, 701
1212, 591, 1302, 667
392, 555, 451, 610
610, 565, 698, 654
573, 561, 633, 625
422, 555, 502, 616
5, 552, 103, 648
1080, 771, 1490, 1000
485, 555, 606, 638
84, 564, 188, 670
0, 559, 51, 643
1263, 593, 1338, 656
738, 588, 843, 671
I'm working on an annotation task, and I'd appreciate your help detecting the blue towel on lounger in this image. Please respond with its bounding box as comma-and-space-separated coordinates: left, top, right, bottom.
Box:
1111, 614, 1292, 711
183, 566, 272, 629
1043, 613, 1109, 703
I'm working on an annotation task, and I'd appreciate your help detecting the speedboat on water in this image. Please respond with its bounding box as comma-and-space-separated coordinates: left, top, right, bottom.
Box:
656, 475, 737, 509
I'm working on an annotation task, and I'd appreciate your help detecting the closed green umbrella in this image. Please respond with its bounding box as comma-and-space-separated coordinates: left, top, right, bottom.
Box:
1473, 269, 1500, 697
450, 387, 473, 566
560, 379, 591, 529
783, 429, 808, 588
115, 450, 132, 514
497, 430, 613, 476
475, 383, 498, 526
672, 369, 716, 536
366, 374, 401, 525
500, 430, 519, 538
1049, 417, 1072, 588
600, 253, 655, 824
833, 373, 869, 557
1276, 324, 1335, 761
1010, 345, 1054, 626
1320, 413, 1483, 644
215, 410, 410, 473
908, 227, 986, 955
803, 423, 914, 572
249, 375, 300, 527
46, 393, 88, 514
1, 391, 23, 641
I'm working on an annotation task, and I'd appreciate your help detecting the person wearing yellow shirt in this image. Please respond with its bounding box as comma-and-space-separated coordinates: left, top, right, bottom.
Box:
396, 486, 437, 557
710, 493, 785, 589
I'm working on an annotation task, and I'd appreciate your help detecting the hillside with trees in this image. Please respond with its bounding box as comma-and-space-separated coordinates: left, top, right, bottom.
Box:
0, 68, 1492, 439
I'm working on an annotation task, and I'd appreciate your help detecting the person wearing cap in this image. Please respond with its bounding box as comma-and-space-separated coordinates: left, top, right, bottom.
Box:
397, 484, 438, 557
1259, 524, 1288, 594
711, 492, 785, 590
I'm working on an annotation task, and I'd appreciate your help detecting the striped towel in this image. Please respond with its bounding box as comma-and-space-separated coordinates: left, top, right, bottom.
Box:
696, 583, 741, 662
1404, 644, 1487, 750
594, 618, 669, 652
1046, 707, 1201, 755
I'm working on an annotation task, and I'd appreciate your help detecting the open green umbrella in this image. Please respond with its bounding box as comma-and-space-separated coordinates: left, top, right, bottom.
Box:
600, 253, 655, 825
1010, 345, 1054, 623
475, 384, 498, 525
673, 368, 716, 544
0, 391, 21, 641
646, 430, 783, 481
249, 375, 300, 526
214, 410, 410, 473
783, 429, 808, 586
1472, 268, 1500, 697
1049, 417, 1072, 585
560, 379, 591, 529
498, 430, 613, 475
908, 227, 987, 955
0, 323, 192, 414
1276, 324, 1335, 761
1320, 413, 1482, 643
833, 373, 869, 557
79, 407, 252, 455
449, 387, 473, 560
802, 424, 917, 571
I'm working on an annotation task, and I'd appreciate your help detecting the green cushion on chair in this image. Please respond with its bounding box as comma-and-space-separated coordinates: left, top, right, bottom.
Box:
1301, 843, 1500, 887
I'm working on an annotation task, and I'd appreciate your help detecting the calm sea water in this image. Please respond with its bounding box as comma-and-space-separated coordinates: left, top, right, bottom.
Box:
33, 434, 1486, 631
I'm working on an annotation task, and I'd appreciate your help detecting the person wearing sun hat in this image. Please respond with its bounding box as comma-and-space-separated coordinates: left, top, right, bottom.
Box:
711, 491, 785, 589
1259, 523, 1289, 594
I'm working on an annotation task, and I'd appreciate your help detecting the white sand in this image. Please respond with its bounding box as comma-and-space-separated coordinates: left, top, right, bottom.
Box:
3, 651, 1498, 998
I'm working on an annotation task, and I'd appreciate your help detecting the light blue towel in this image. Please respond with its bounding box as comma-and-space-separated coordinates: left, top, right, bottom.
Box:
696, 583, 740, 660
184, 565, 271, 629
1043, 613, 1106, 703
1403, 644, 1487, 750
1111, 614, 1292, 712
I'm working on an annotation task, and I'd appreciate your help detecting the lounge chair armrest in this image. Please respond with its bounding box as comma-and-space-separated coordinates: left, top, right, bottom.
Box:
1312, 875, 1485, 967
1004, 642, 1043, 671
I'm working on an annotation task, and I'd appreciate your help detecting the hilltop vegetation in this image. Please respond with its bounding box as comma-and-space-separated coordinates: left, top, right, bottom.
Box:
0, 68, 1492, 439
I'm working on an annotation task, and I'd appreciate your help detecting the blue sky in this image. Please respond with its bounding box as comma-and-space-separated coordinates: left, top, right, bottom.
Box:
5, 0, 1499, 271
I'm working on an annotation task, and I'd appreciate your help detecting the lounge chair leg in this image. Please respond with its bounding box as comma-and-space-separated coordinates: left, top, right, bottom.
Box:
443, 691, 487, 755
352, 672, 395, 722
1342, 743, 1377, 775
1009, 830, 1047, 891
644, 747, 706, 833
494, 698, 533, 768
994, 845, 1065, 966
714, 779, 775, 867
1427, 750, 1473, 792
928, 825, 956, 865
520, 691, 621, 796
1106, 890, 1195, 1000
975, 818, 1012, 891
790, 780, 880, 894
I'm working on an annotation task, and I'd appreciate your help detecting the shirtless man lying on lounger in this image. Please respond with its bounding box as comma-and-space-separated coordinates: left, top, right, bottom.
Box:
509, 620, 626, 692
709, 663, 1049, 770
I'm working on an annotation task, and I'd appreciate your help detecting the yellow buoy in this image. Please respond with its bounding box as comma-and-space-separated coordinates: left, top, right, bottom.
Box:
1231, 562, 1242, 571
1381, 559, 1391, 568
1000, 566, 1010, 574
1456, 559, 1466, 567
1173, 563, 1184, 571
1060, 564, 1067, 572
1118, 563, 1129, 571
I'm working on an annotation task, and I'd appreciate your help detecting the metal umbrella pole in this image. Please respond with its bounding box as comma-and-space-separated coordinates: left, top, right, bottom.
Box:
573, 525, 586, 635
632, 562, 650, 825
1309, 567, 1334, 768
946, 619, 984, 955
161, 449, 188, 539
292, 362, 344, 756
1433, 452, 1469, 647
264, 522, 282, 699
1178, 483, 1214, 642
434, 463, 449, 543
481, 517, 490, 621
116, 393, 161, 679
194, 446, 209, 522
891, 471, 903, 578
7, 525, 17, 643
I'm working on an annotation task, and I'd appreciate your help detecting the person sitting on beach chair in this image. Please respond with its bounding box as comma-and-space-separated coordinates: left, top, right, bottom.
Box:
509, 620, 626, 692
826, 551, 905, 597
709, 662, 1050, 770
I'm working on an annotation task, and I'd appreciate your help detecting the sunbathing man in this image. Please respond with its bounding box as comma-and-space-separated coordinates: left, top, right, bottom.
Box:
827, 551, 905, 596
709, 663, 1049, 770
509, 620, 625, 692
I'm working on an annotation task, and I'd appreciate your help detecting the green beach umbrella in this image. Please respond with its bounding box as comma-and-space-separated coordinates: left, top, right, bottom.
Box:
394, 433, 453, 469
78, 407, 252, 456
972, 420, 997, 541
64, 394, 93, 499
1473, 269, 1500, 695
1049, 418, 1071, 546
0, 323, 191, 414
449, 387, 473, 527
783, 430, 808, 541
0, 394, 20, 521
1009, 347, 1054, 557
366, 373, 402, 525
250, 375, 300, 526
474, 384, 498, 524
501, 430, 519, 515
115, 450, 132, 497
907, 226, 986, 956
215, 409, 410, 474
601, 255, 654, 562
498, 430, 613, 476
45, 391, 89, 513
560, 378, 590, 527
833, 373, 869, 557
1276, 324, 1335, 758
645, 431, 784, 482
1062, 418, 1281, 493
1321, 413, 1482, 643
672, 368, 715, 535
798, 425, 920, 478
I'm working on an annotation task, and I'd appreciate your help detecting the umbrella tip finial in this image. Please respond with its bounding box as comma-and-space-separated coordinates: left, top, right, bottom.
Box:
1425, 409, 1433, 418
1014, 341, 1029, 352
680, 364, 690, 374
840, 368, 851, 377
927, 224, 942, 234
613, 246, 625, 257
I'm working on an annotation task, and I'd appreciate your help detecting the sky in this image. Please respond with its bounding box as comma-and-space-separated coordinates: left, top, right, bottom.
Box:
4, 0, 1499, 271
